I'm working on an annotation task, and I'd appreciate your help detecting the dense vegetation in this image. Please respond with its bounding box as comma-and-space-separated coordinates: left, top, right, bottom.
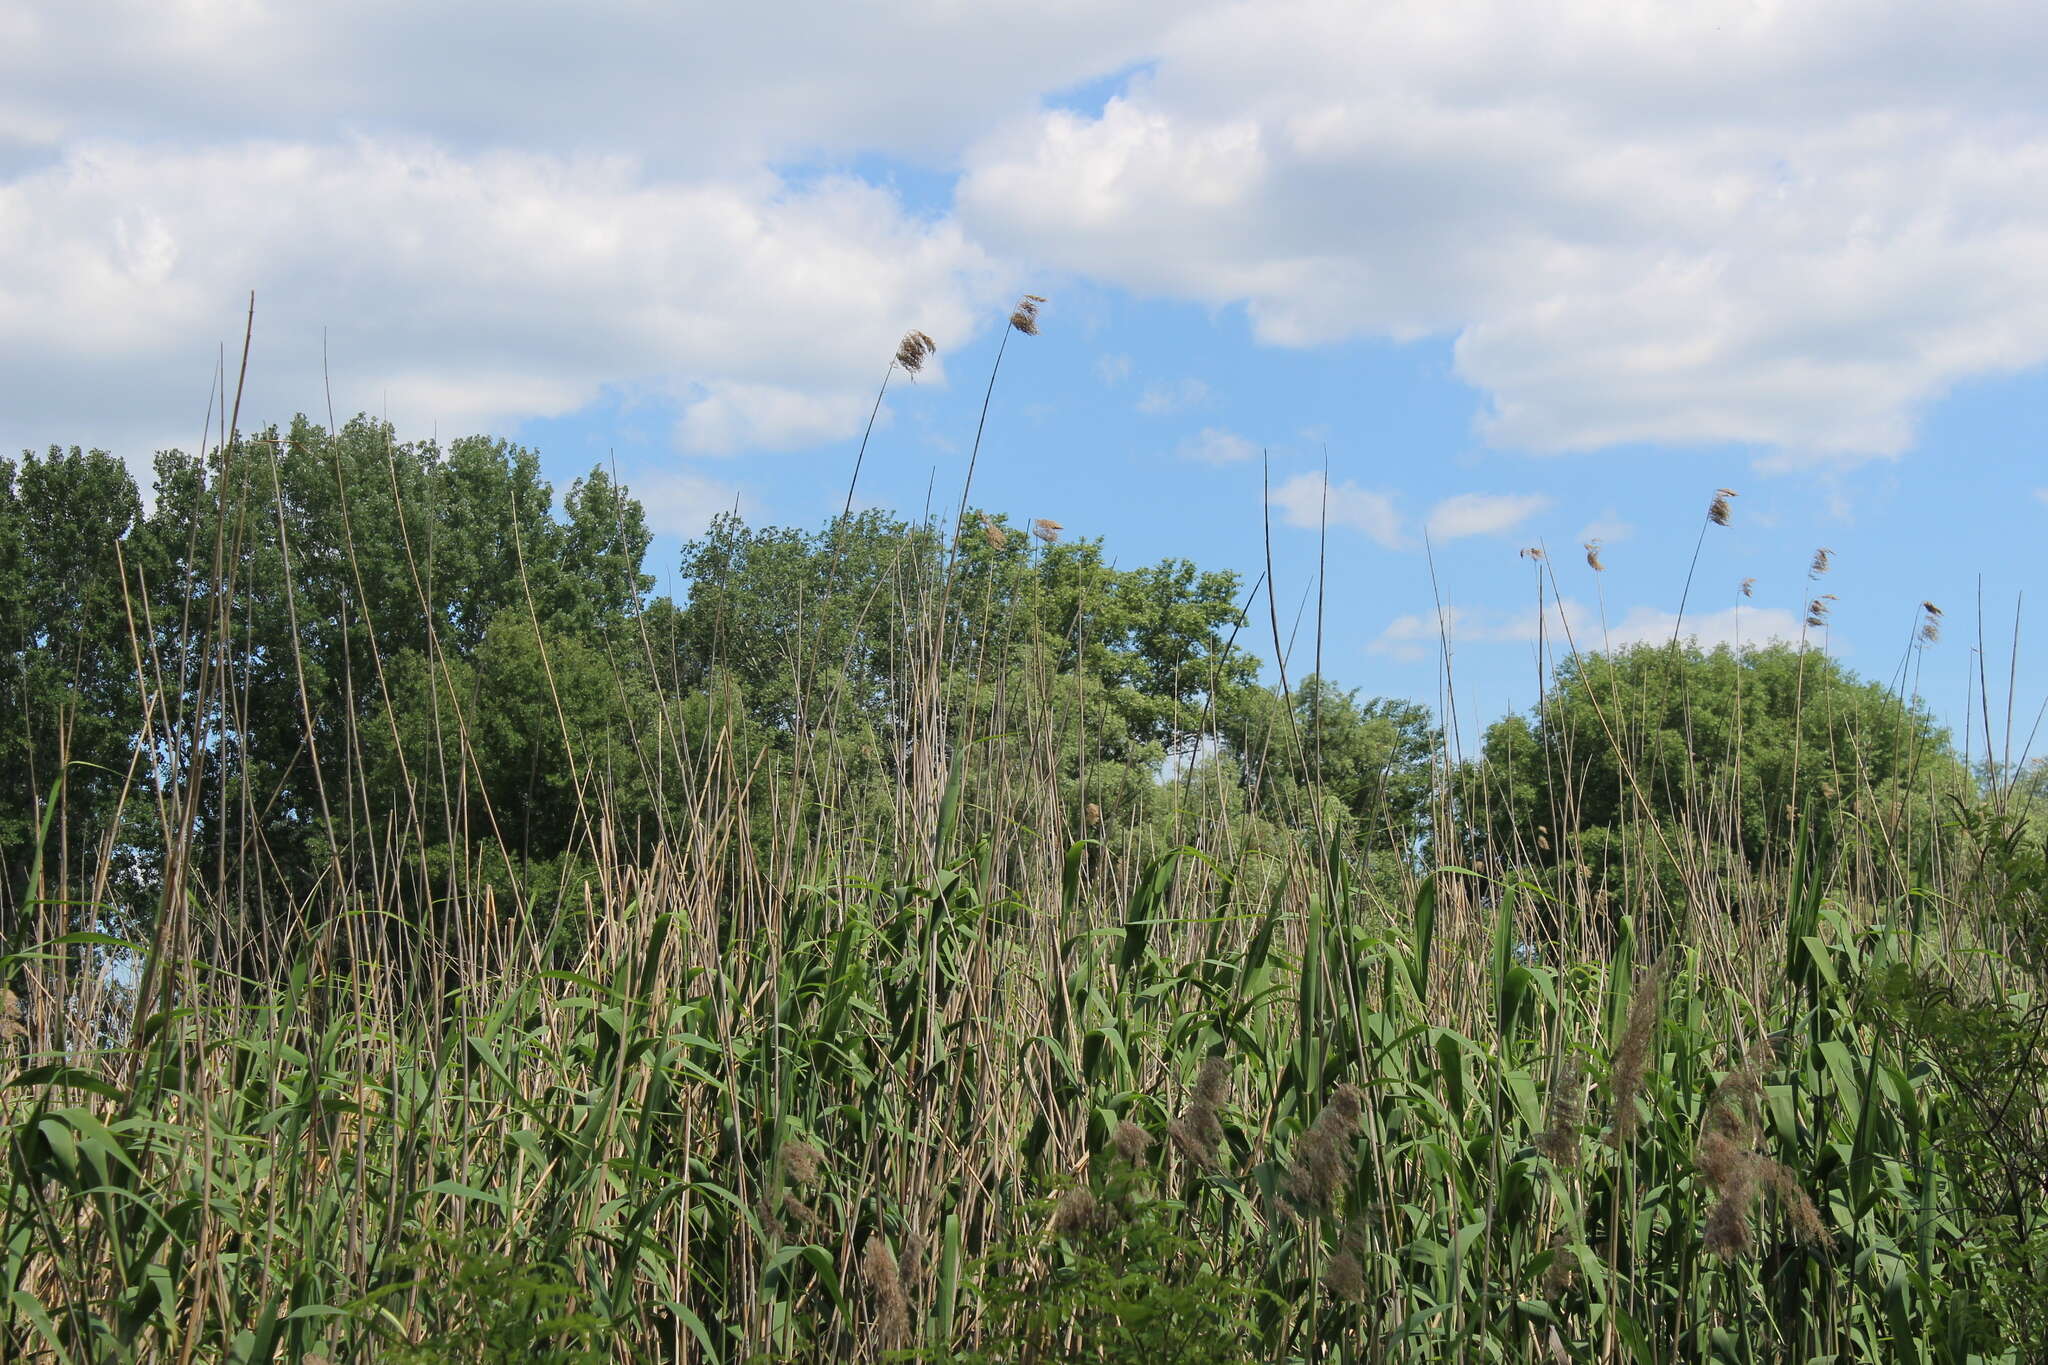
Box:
3, 326, 2045, 1361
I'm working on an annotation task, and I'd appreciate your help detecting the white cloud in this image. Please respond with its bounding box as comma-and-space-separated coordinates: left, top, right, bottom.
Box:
1605, 605, 1804, 651
1176, 426, 1256, 465
0, 139, 1003, 467
2035, 487, 2048, 506
16, 1, 2048, 472
1136, 377, 1210, 414
1426, 491, 1552, 540
1578, 515, 1635, 546
629, 467, 752, 538
959, 1, 2048, 463
0, 2, 1184, 174
1371, 596, 1800, 662
1096, 352, 1132, 385
1269, 470, 1401, 547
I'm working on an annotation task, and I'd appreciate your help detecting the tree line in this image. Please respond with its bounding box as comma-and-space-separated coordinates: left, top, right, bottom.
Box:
0, 417, 1977, 943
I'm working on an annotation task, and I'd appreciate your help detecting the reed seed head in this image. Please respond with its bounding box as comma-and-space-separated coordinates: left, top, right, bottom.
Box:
1285, 1084, 1364, 1209
1920, 601, 1943, 644
978, 512, 1007, 550
894, 329, 936, 376
1111, 1118, 1154, 1165
861, 1234, 910, 1347
1740, 576, 1756, 598
1708, 488, 1737, 526
1535, 1062, 1584, 1167
1009, 293, 1046, 335
1051, 1184, 1114, 1236
1032, 517, 1062, 543
1584, 541, 1604, 571
1543, 1232, 1579, 1298
1321, 1248, 1366, 1302
1169, 1054, 1232, 1168
1809, 547, 1834, 577
1607, 970, 1661, 1145
781, 1138, 822, 1185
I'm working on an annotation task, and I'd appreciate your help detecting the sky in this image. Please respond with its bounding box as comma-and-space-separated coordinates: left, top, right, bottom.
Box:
2, 0, 2042, 760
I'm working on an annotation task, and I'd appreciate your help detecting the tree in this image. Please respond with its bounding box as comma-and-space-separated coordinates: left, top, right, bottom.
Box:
0, 447, 144, 922
1456, 640, 1968, 881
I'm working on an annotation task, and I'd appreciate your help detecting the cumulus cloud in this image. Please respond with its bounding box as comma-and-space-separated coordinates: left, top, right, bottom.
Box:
1579, 515, 1635, 546
0, 1, 1184, 173
1269, 471, 1401, 547
1177, 426, 1256, 465
628, 467, 753, 538
14, 0, 2048, 472
0, 139, 1002, 466
1426, 491, 1552, 540
959, 0, 2048, 463
1371, 597, 1800, 662
1136, 377, 1210, 414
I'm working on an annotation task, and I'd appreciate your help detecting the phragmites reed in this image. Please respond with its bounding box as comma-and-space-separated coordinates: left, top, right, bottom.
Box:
1535, 1062, 1585, 1167
1920, 600, 1944, 644
1031, 517, 1062, 543
894, 329, 937, 376
978, 512, 1007, 549
1285, 1084, 1364, 1209
1009, 293, 1046, 335
1051, 1184, 1115, 1236
1741, 577, 1756, 598
861, 1234, 910, 1348
1810, 546, 1834, 577
1543, 1231, 1579, 1298
1320, 1249, 1366, 1302
1805, 594, 1836, 629
1584, 541, 1604, 571
1520, 545, 1545, 561
1606, 970, 1661, 1145
1169, 1054, 1231, 1168
1708, 488, 1737, 527
1695, 1057, 1833, 1259
780, 1138, 822, 1186
1111, 1119, 1154, 1166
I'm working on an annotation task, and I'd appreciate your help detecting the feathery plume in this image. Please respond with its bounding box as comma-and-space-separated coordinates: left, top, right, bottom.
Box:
1111, 1119, 1154, 1166
1285, 1085, 1364, 1209
1032, 517, 1063, 543
1009, 293, 1046, 335
1519, 546, 1545, 561
1321, 1249, 1366, 1302
1809, 547, 1834, 577
1694, 1056, 1833, 1259
1584, 541, 1604, 571
1606, 970, 1661, 1145
1534, 1063, 1585, 1167
1919, 601, 1943, 644
1543, 1232, 1580, 1298
1740, 577, 1756, 598
894, 329, 936, 376
1169, 1054, 1231, 1168
780, 1139, 822, 1186
862, 1235, 910, 1347
978, 512, 1007, 549
1051, 1184, 1114, 1236
1805, 594, 1836, 629
1707, 488, 1737, 527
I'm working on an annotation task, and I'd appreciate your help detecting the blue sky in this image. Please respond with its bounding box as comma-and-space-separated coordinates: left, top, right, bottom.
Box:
2, 1, 2042, 759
